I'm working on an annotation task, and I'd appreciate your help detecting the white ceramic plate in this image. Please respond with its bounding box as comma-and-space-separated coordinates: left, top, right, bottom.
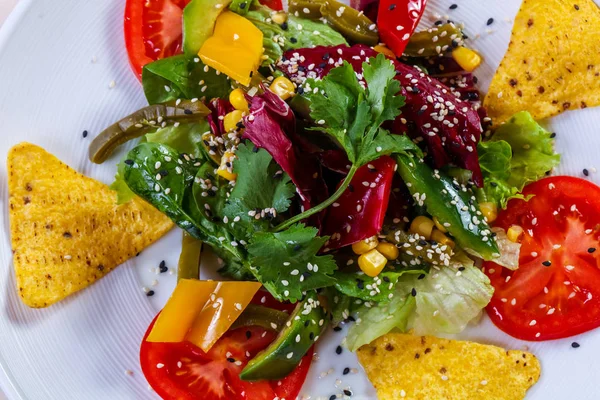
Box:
1, 0, 600, 399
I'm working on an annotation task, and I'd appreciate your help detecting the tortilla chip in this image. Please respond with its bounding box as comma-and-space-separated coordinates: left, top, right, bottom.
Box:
357, 333, 541, 400
484, 0, 600, 125
8, 143, 174, 308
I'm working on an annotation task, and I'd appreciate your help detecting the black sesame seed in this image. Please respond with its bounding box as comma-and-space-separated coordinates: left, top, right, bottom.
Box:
290, 37, 298, 43
294, 244, 302, 251
336, 345, 343, 355
160, 170, 168, 177
389, 4, 396, 11
246, 330, 252, 339
297, 87, 304, 94
458, 266, 465, 271
383, 276, 390, 283
550, 132, 557, 138
305, 320, 310, 327
343, 367, 350, 375
184, 109, 193, 115
253, 146, 260, 153
146, 290, 155, 297
239, 2, 246, 8
347, 315, 356, 322
572, 342, 580, 348
343, 389, 352, 396
356, 279, 365, 290
542, 260, 552, 267
435, 20, 443, 25
309, 332, 315, 340
418, 239, 428, 246
487, 18, 494, 25
348, 184, 355, 192
159, 262, 168, 274
333, 326, 342, 332
281, 22, 288, 30
588, 247, 596, 253
322, 53, 330, 60
449, 4, 458, 10
583, 169, 589, 176
82, 130, 88, 138
329, 395, 336, 400
411, 288, 417, 297
227, 357, 236, 363
418, 274, 426, 280
124, 159, 134, 166
574, 4, 580, 10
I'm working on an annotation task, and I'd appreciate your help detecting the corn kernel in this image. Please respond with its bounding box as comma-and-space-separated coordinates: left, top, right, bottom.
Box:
229, 88, 249, 111
507, 225, 524, 243
479, 202, 497, 223
271, 12, 288, 25
217, 151, 237, 181
223, 110, 244, 132
376, 242, 399, 260
270, 76, 295, 100
433, 216, 447, 233
351, 236, 379, 255
431, 229, 455, 249
358, 249, 387, 277
409, 216, 435, 240
451, 46, 482, 72
373, 44, 396, 59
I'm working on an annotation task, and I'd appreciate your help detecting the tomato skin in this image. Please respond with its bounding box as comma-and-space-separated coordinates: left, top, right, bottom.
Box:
141, 311, 311, 400
484, 176, 600, 341
259, 0, 283, 10
124, 0, 188, 80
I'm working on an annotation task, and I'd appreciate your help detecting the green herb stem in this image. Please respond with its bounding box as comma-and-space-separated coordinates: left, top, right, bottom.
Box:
274, 165, 359, 232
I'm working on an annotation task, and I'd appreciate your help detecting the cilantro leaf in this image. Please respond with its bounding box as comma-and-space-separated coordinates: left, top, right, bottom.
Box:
305, 54, 417, 166
223, 143, 295, 238
247, 224, 338, 302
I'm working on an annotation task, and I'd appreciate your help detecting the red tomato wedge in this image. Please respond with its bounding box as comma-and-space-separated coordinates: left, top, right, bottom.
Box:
141, 314, 311, 400
124, 0, 190, 79
484, 176, 600, 341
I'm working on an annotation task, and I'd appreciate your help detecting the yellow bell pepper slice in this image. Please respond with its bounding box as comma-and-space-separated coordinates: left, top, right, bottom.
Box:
186, 281, 262, 352
199, 11, 263, 86
146, 279, 218, 343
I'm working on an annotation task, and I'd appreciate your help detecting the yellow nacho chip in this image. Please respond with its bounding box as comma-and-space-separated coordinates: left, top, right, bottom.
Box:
484, 0, 600, 125
8, 143, 174, 308
357, 333, 541, 400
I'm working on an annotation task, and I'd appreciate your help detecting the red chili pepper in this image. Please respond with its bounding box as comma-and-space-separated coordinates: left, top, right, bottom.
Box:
259, 0, 283, 11
378, 0, 428, 57
321, 156, 396, 250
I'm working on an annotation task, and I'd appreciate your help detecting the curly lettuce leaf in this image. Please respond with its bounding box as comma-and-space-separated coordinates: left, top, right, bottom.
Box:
346, 253, 493, 351
478, 111, 560, 208
145, 121, 212, 161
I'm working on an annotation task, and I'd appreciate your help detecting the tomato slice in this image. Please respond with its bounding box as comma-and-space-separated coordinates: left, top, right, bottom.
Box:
141, 313, 311, 400
124, 0, 190, 79
484, 176, 600, 341
258, 0, 283, 10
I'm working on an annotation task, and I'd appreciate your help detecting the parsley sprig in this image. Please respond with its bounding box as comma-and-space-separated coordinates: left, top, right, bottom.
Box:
275, 54, 419, 231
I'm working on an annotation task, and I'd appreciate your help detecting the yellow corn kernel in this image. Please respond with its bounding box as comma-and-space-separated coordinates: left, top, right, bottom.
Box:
223, 110, 244, 133
373, 44, 396, 59
479, 202, 498, 223
376, 242, 399, 260
358, 249, 387, 277
451, 46, 482, 72
351, 236, 379, 255
431, 229, 455, 249
507, 225, 524, 243
433, 216, 447, 233
217, 151, 237, 181
229, 88, 249, 111
270, 76, 295, 100
271, 12, 288, 25
409, 216, 435, 240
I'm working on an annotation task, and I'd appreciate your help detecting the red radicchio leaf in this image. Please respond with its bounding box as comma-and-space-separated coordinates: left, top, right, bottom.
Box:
278, 44, 485, 186
242, 88, 328, 217
322, 156, 396, 250
207, 98, 234, 136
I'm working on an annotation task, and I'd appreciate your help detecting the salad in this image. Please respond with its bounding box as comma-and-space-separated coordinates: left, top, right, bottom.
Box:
77, 0, 600, 398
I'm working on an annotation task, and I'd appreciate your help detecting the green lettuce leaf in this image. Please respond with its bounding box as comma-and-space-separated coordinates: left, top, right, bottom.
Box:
110, 160, 136, 205
346, 253, 493, 351
478, 111, 560, 208
145, 121, 212, 161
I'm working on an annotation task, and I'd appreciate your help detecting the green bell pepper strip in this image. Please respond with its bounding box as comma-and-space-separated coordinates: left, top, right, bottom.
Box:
404, 23, 464, 57
319, 0, 379, 45
230, 304, 290, 331
395, 154, 499, 260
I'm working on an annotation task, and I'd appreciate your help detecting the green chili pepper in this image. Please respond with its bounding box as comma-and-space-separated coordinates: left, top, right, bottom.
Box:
404, 23, 464, 57
88, 99, 210, 164
320, 0, 379, 45
230, 304, 290, 331
288, 0, 325, 19
177, 232, 203, 281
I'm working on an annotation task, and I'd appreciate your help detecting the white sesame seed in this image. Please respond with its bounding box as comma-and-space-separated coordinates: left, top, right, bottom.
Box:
529, 320, 537, 326
286, 352, 294, 359
156, 363, 164, 369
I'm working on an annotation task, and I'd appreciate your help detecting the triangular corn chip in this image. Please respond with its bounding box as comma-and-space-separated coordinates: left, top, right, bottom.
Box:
357, 333, 541, 400
8, 143, 173, 307
484, 0, 600, 125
